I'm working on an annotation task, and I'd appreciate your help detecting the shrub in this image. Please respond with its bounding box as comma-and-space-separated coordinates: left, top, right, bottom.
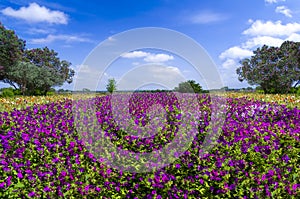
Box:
297, 87, 300, 96
47, 91, 55, 96
0, 87, 15, 97
13, 89, 22, 96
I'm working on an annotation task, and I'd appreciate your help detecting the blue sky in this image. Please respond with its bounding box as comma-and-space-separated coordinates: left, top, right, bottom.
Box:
1, 0, 300, 90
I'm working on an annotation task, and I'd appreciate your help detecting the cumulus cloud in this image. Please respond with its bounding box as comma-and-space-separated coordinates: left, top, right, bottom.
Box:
287, 33, 300, 42
242, 36, 284, 48
219, 46, 253, 60
27, 28, 53, 35
117, 65, 184, 90
121, 51, 174, 63
275, 6, 292, 18
144, 54, 174, 63
30, 34, 92, 44
222, 59, 237, 69
72, 64, 101, 90
189, 11, 227, 24
1, 2, 68, 24
121, 51, 149, 58
243, 20, 300, 37
265, 0, 285, 4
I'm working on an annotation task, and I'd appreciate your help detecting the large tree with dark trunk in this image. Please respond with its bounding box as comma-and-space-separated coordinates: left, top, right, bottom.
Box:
0, 22, 75, 95
236, 41, 300, 94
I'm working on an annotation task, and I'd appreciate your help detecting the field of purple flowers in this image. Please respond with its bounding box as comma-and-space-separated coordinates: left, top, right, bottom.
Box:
0, 93, 299, 198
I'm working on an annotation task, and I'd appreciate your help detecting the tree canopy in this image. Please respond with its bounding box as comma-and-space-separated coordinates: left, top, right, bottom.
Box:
106, 78, 117, 93
236, 41, 300, 94
174, 80, 203, 93
0, 22, 74, 95
0, 22, 25, 82
23, 47, 74, 95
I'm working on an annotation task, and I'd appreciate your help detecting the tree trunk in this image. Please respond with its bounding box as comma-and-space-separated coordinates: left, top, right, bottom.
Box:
293, 80, 300, 88
5, 79, 18, 90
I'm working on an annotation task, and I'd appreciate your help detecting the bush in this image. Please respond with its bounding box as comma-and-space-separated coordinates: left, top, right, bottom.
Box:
297, 87, 300, 96
13, 89, 22, 96
255, 89, 264, 94
0, 87, 15, 97
47, 91, 55, 96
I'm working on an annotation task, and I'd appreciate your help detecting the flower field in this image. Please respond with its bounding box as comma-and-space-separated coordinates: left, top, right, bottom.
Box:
0, 92, 300, 198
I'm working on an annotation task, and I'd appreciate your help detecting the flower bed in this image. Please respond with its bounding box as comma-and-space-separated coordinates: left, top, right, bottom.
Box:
0, 93, 299, 198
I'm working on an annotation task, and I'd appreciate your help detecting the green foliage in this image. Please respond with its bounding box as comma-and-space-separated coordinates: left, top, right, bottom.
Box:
47, 91, 55, 96
174, 80, 203, 93
237, 41, 300, 94
13, 89, 21, 95
22, 47, 74, 94
6, 61, 39, 95
0, 22, 74, 95
0, 22, 26, 82
106, 78, 117, 93
0, 87, 15, 97
296, 87, 300, 96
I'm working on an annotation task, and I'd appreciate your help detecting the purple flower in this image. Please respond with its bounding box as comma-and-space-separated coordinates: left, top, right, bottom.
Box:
229, 184, 236, 190
0, 182, 5, 189
44, 186, 51, 192
6, 176, 12, 187
199, 179, 204, 184
61, 170, 67, 177
22, 133, 30, 142
175, 164, 181, 169
282, 154, 290, 163
28, 191, 35, 197
69, 141, 75, 148
85, 185, 89, 191
254, 146, 260, 152
17, 172, 23, 179
292, 184, 298, 191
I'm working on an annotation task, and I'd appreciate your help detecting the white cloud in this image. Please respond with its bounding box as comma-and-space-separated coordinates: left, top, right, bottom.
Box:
1, 2, 68, 24
243, 20, 300, 37
121, 51, 149, 58
222, 59, 237, 69
242, 36, 284, 48
265, 0, 285, 4
27, 28, 53, 35
219, 46, 253, 60
143, 53, 174, 63
117, 65, 184, 90
121, 51, 174, 63
275, 6, 292, 18
287, 33, 300, 42
189, 11, 227, 24
107, 36, 116, 42
30, 34, 92, 44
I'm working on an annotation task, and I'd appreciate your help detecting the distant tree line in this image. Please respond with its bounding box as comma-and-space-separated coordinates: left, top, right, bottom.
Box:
0, 22, 74, 95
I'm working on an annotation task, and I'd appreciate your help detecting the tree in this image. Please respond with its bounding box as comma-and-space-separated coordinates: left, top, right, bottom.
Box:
106, 78, 117, 93
174, 80, 203, 93
6, 61, 39, 95
0, 22, 26, 86
236, 41, 300, 94
0, 22, 74, 95
23, 47, 75, 95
